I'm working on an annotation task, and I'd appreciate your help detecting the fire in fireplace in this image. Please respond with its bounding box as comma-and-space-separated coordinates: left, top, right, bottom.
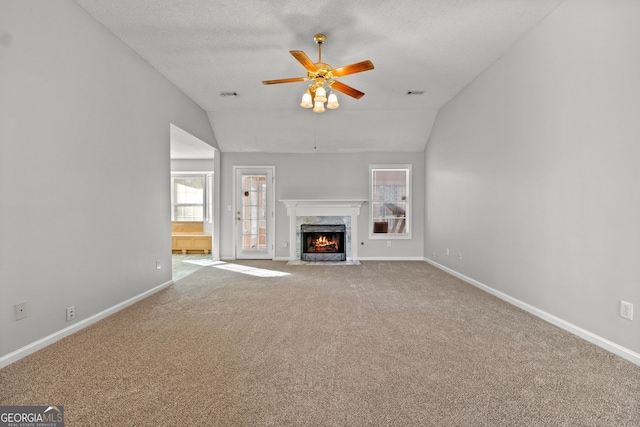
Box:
308, 234, 339, 252
301, 224, 346, 262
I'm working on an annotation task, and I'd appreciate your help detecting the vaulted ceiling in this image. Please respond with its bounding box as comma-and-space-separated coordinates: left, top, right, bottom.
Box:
75, 0, 564, 153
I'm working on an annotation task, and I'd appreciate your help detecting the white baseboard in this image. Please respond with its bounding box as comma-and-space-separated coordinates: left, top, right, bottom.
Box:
237, 257, 426, 262
424, 258, 640, 366
275, 257, 425, 262
0, 280, 174, 369
358, 256, 425, 261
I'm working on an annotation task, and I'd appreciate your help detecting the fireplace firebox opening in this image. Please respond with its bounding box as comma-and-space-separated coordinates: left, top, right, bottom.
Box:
301, 224, 346, 262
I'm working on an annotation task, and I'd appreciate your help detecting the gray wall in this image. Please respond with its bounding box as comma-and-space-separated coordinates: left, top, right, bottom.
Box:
0, 1, 217, 359
170, 159, 215, 172
220, 152, 425, 260
425, 0, 640, 355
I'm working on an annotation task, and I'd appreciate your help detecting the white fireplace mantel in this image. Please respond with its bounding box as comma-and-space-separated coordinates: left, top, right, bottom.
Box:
281, 199, 367, 261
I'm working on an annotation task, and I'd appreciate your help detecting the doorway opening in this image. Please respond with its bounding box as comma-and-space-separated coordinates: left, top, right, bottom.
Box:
170, 124, 219, 280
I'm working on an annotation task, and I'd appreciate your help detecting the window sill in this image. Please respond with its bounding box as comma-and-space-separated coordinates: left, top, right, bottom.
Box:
369, 233, 412, 240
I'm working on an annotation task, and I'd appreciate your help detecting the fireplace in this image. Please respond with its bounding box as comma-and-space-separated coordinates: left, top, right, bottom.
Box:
282, 199, 366, 262
301, 224, 346, 262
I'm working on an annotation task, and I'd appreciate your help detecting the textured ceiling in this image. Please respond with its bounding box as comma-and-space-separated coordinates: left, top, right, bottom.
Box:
75, 0, 564, 153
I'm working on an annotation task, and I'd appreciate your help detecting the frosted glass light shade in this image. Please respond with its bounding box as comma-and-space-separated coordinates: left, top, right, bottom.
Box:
314, 86, 327, 103
313, 101, 325, 113
300, 91, 313, 108
326, 93, 339, 109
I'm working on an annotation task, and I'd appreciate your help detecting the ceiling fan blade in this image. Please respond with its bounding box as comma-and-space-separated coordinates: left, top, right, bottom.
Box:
290, 50, 318, 73
332, 60, 374, 77
262, 77, 307, 85
330, 80, 365, 99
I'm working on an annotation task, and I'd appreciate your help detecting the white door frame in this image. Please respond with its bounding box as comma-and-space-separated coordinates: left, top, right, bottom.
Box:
232, 166, 275, 259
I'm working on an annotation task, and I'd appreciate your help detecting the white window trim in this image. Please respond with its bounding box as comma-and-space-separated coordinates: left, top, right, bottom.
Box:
170, 173, 209, 222
369, 164, 412, 240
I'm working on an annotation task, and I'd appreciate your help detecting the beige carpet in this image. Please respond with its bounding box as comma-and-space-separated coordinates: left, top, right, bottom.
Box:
1, 261, 639, 426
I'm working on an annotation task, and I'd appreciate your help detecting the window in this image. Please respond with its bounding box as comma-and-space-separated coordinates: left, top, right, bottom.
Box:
171, 175, 207, 221
241, 175, 267, 250
370, 165, 411, 238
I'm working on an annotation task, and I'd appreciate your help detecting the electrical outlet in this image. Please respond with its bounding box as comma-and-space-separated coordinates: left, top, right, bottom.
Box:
156, 260, 162, 270
458, 251, 463, 261
620, 300, 633, 320
446, 248, 450, 256
15, 301, 28, 320
387, 241, 392, 247
66, 306, 75, 322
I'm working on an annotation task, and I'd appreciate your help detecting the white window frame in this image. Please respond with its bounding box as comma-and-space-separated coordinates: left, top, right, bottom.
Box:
369, 164, 412, 239
170, 173, 208, 222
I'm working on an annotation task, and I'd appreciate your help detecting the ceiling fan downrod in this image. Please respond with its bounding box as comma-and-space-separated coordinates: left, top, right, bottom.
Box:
314, 33, 326, 64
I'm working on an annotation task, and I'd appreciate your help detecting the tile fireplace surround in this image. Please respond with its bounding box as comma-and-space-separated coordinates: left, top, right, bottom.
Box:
281, 199, 367, 262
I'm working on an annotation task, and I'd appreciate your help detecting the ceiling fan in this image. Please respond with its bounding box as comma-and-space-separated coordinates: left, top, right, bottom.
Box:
262, 33, 374, 112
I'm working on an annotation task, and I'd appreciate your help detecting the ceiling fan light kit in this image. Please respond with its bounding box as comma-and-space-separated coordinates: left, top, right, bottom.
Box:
300, 90, 313, 108
262, 33, 374, 113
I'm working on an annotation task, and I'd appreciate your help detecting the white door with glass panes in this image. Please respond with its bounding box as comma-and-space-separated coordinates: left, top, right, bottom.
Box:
234, 167, 274, 259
